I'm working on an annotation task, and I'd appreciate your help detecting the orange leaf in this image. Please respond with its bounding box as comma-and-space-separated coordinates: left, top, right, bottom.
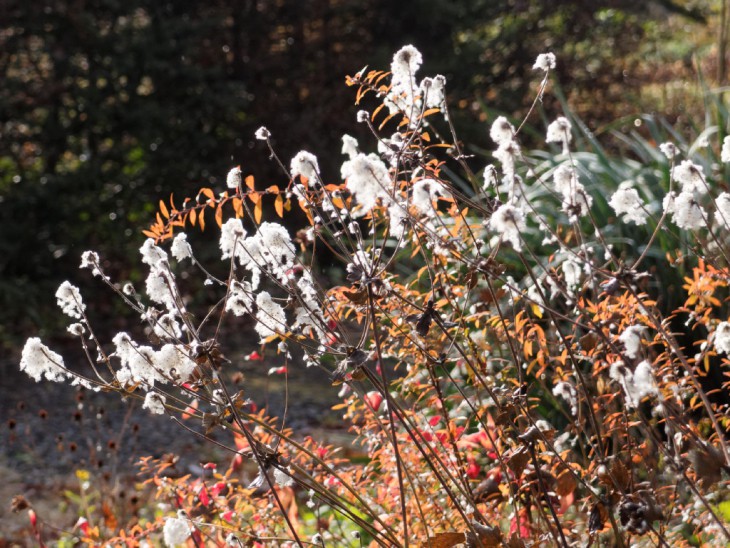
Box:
371, 102, 385, 122
142, 229, 157, 239
275, 194, 284, 217
421, 131, 431, 142
190, 209, 197, 226
159, 200, 169, 219
267, 185, 279, 194
199, 187, 215, 202
215, 204, 223, 228
249, 191, 261, 205
254, 200, 262, 224
379, 112, 396, 130
374, 71, 390, 85
233, 197, 244, 218
423, 107, 441, 118
245, 175, 255, 190
199, 209, 206, 231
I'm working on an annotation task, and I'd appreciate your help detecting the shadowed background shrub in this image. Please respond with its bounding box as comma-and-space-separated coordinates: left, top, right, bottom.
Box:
0, 0, 714, 346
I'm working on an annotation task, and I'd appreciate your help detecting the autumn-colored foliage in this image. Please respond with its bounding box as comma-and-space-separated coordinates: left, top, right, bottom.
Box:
18, 45, 730, 547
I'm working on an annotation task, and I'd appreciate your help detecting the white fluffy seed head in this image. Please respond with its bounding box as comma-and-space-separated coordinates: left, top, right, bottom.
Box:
533, 52, 556, 71
291, 151, 320, 182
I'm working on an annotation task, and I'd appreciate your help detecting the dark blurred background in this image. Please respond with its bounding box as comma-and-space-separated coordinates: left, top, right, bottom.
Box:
0, 0, 715, 349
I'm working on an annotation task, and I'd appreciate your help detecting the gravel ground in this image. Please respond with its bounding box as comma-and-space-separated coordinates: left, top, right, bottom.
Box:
0, 347, 349, 544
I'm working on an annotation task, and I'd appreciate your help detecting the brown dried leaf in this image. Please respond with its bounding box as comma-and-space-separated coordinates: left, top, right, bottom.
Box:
465, 522, 502, 548
610, 459, 630, 492
419, 532, 465, 548
507, 446, 530, 479
506, 534, 526, 548
580, 331, 598, 352
473, 477, 502, 504
343, 287, 368, 304
556, 468, 577, 497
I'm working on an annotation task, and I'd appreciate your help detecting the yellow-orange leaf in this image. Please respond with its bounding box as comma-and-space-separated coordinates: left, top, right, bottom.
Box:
254, 200, 263, 223
249, 192, 261, 205
215, 204, 223, 228
190, 209, 197, 226
199, 209, 206, 231
371, 102, 385, 122
142, 230, 157, 239
423, 108, 441, 118
275, 194, 284, 217
284, 198, 292, 212
374, 71, 390, 85
199, 187, 215, 202
267, 185, 279, 194
159, 200, 169, 219
232, 197, 244, 218
245, 175, 255, 190
379, 112, 396, 130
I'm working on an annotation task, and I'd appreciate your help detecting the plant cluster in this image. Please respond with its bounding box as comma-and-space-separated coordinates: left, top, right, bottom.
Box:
16, 45, 730, 547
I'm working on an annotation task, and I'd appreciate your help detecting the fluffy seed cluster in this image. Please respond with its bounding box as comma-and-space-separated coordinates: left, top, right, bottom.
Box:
490, 116, 515, 147
714, 321, 730, 354
226, 166, 242, 189
546, 116, 572, 153
673, 160, 706, 194
619, 325, 645, 359
341, 134, 359, 159
163, 516, 191, 547
716, 192, 730, 228
80, 250, 103, 277
342, 153, 392, 215
255, 126, 271, 141
659, 142, 678, 159
490, 203, 526, 251
143, 392, 166, 415
220, 220, 295, 289
420, 74, 446, 109
533, 52, 556, 71
113, 333, 197, 386
171, 233, 193, 262
553, 164, 592, 221
664, 191, 706, 230
387, 45, 423, 117
225, 280, 254, 317
20, 338, 67, 383
609, 360, 657, 408
722, 136, 730, 163
255, 291, 287, 340
609, 187, 648, 225
56, 281, 86, 319
291, 151, 320, 182
411, 178, 450, 215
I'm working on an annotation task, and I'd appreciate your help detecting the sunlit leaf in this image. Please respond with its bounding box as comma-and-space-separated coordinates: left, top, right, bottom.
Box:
215, 204, 223, 228
254, 200, 262, 224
